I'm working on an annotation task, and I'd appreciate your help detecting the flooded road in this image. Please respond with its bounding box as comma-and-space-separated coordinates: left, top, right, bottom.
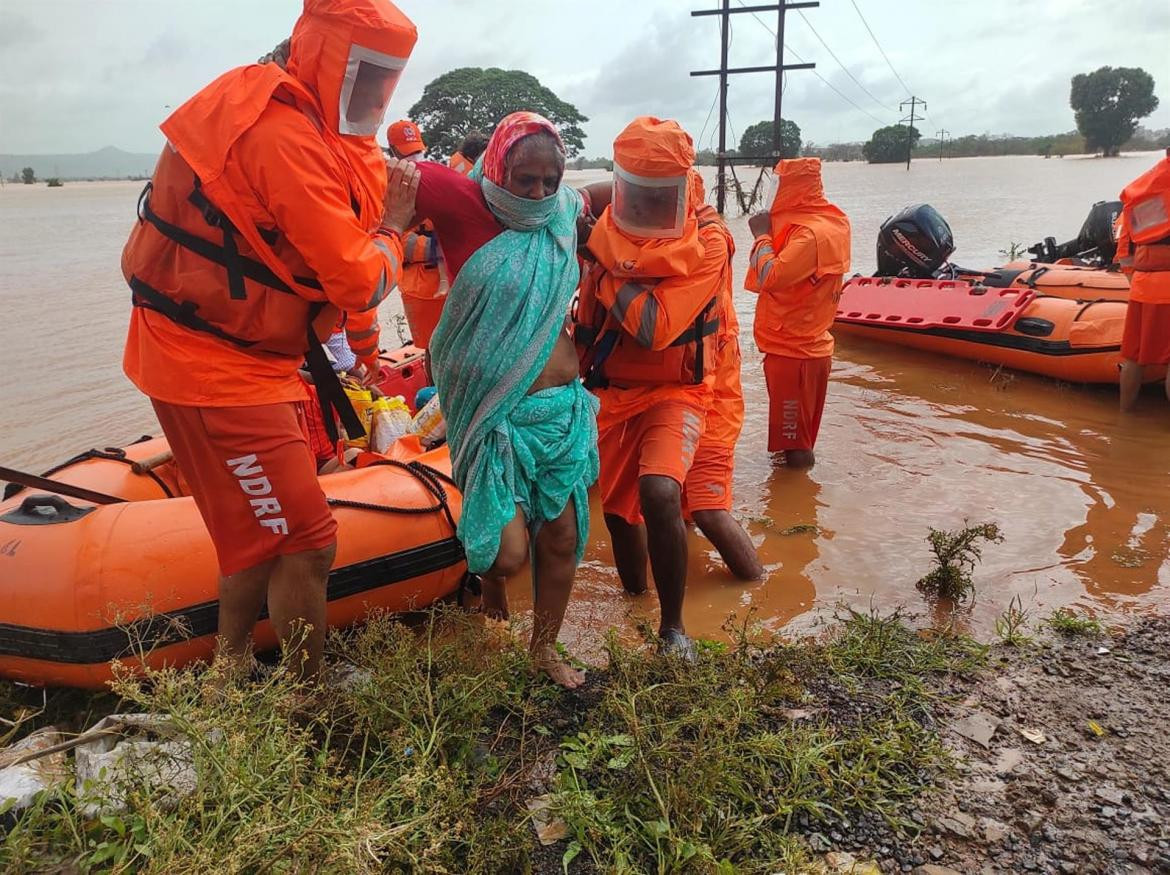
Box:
1, 153, 1167, 655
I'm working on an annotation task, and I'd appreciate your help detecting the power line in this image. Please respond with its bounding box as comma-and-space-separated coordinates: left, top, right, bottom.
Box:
733, 0, 889, 126
848, 0, 913, 97
698, 87, 720, 150
795, 9, 895, 112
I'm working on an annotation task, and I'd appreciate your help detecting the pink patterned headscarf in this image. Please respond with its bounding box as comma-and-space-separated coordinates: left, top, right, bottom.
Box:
482, 111, 565, 185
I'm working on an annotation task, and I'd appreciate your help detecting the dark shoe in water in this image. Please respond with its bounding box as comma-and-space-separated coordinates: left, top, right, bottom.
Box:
657, 629, 696, 663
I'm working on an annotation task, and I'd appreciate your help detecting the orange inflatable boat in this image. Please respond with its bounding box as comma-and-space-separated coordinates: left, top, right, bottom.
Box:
979, 261, 1130, 303
0, 436, 465, 688
835, 277, 1164, 385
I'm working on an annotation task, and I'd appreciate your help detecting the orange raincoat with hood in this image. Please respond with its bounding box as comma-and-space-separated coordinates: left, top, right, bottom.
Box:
1117, 150, 1170, 304
576, 118, 730, 432
744, 157, 850, 359
122, 0, 416, 407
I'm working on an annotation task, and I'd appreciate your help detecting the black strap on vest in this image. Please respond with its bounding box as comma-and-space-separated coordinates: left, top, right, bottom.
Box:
303, 319, 366, 444
136, 182, 323, 295
187, 178, 246, 300
578, 308, 720, 390
131, 182, 366, 443
130, 276, 256, 349
692, 301, 715, 383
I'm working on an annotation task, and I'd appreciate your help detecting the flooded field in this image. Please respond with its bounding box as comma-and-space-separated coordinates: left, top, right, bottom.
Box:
1, 152, 1166, 654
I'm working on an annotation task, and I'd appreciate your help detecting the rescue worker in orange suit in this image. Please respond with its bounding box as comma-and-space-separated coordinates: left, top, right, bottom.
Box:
448, 130, 489, 176
745, 157, 851, 468
682, 177, 764, 581
121, 0, 419, 681
576, 117, 732, 658
1118, 148, 1170, 412
386, 119, 448, 348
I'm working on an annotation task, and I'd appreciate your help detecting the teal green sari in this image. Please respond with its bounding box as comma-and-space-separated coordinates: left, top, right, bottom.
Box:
429, 168, 599, 574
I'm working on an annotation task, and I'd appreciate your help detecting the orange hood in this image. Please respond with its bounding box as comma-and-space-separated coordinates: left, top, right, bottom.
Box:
769, 157, 851, 275
590, 117, 705, 278
286, 0, 417, 136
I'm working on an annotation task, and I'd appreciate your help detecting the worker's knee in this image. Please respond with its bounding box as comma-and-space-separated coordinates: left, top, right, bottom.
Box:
286, 542, 336, 579
639, 475, 682, 521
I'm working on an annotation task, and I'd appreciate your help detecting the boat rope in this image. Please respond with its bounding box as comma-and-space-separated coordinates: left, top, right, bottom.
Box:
2, 438, 174, 502
326, 458, 458, 532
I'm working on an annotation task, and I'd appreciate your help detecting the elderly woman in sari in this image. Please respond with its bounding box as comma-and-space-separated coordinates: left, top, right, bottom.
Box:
406, 112, 598, 688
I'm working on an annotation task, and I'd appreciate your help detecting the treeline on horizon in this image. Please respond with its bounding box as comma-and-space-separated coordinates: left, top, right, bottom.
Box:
569, 125, 1170, 170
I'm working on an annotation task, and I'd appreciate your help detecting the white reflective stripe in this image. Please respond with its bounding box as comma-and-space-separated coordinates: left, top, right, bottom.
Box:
366, 268, 389, 309
750, 243, 774, 272
1131, 194, 1169, 235
374, 236, 401, 276
758, 261, 775, 287
610, 280, 649, 326
347, 324, 379, 341
613, 162, 686, 189
636, 295, 660, 347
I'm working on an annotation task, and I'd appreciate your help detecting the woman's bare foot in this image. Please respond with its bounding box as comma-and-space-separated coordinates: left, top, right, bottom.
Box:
480, 576, 510, 620
533, 645, 585, 689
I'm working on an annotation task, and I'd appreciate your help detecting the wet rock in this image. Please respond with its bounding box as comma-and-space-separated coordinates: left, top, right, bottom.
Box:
981, 817, 1010, 843
952, 711, 1001, 749
994, 747, 1026, 775
937, 811, 977, 839
1096, 786, 1126, 806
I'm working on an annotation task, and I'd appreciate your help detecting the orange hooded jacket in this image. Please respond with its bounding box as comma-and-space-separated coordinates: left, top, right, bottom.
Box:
449, 151, 475, 175
745, 158, 850, 359
576, 118, 729, 430
697, 203, 744, 450
1117, 150, 1170, 304
122, 0, 416, 407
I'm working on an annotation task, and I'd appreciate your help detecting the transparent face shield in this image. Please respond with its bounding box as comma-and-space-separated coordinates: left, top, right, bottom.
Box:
611, 164, 688, 239
764, 172, 780, 209
338, 44, 406, 137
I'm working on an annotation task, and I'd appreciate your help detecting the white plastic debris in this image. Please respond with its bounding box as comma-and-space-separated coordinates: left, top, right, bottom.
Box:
74, 714, 198, 816
0, 726, 70, 812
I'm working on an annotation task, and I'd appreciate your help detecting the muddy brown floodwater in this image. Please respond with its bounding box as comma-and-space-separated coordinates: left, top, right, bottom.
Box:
1, 153, 1166, 660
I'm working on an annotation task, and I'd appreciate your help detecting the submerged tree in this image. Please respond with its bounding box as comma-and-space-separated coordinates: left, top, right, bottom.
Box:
737, 119, 802, 161
1070, 66, 1159, 157
408, 67, 587, 161
862, 124, 920, 164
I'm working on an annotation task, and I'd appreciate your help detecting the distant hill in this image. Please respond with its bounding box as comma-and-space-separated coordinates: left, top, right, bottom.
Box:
0, 146, 158, 181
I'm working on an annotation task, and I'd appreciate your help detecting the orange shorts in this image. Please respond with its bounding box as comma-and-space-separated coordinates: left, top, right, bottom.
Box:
152, 400, 337, 576
402, 294, 446, 349
682, 442, 734, 514
1121, 301, 1170, 366
598, 401, 705, 525
763, 354, 832, 452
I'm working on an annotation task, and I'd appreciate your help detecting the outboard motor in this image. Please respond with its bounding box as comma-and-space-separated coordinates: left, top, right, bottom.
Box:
875, 204, 956, 277
1026, 200, 1121, 266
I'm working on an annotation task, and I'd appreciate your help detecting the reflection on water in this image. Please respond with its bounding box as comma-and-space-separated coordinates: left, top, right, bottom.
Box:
1, 154, 1167, 656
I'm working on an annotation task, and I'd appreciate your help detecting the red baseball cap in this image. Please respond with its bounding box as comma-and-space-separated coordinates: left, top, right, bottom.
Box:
386, 119, 425, 156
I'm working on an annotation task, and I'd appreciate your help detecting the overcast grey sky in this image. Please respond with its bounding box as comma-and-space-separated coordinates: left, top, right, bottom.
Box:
2, 0, 1168, 156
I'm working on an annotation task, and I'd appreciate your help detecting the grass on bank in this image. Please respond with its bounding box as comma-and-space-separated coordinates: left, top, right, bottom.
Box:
0, 608, 987, 874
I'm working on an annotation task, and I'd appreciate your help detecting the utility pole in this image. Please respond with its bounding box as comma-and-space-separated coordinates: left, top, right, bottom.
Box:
899, 96, 926, 170
936, 128, 949, 161
692, 1, 818, 214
